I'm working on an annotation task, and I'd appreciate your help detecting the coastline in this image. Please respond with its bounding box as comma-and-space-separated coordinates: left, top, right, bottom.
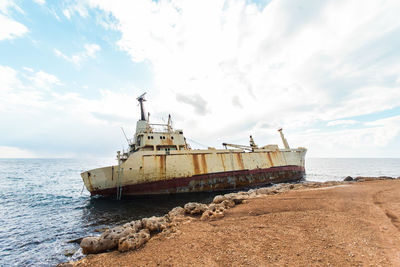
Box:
62, 177, 400, 266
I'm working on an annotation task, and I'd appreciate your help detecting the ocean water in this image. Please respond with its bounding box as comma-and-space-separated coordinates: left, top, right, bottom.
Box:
0, 158, 399, 266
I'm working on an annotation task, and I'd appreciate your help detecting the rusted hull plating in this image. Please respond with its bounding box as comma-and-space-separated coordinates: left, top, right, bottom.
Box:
90, 165, 305, 196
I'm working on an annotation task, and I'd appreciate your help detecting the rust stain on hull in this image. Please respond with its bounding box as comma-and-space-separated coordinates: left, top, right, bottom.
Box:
158, 155, 166, 178
266, 153, 273, 167
200, 154, 208, 173
235, 153, 245, 170
192, 154, 201, 175
218, 153, 226, 171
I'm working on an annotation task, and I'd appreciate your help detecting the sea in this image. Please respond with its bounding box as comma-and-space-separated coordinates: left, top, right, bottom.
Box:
0, 158, 399, 266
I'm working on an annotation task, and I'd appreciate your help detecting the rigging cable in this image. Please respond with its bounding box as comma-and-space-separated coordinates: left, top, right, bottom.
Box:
185, 137, 210, 149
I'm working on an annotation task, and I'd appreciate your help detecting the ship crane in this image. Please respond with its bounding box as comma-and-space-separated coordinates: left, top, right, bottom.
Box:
223, 135, 258, 151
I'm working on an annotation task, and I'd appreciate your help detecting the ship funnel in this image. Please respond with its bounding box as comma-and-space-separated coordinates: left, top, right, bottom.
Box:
137, 93, 147, 121
278, 128, 290, 149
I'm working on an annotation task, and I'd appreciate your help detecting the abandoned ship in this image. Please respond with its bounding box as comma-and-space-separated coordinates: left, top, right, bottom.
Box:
81, 93, 307, 197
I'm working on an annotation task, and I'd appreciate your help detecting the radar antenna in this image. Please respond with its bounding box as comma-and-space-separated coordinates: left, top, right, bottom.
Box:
137, 93, 147, 121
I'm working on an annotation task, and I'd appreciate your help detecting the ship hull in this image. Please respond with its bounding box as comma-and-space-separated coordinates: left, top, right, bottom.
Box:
82, 148, 307, 197
89, 165, 304, 196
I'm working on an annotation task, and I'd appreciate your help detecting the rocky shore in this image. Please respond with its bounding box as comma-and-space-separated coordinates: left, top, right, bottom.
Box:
60, 176, 400, 266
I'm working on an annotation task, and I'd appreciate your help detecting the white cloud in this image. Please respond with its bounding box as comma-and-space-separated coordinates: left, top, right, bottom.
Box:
0, 65, 20, 93
54, 43, 101, 65
63, 9, 71, 19
0, 146, 37, 158
62, 2, 88, 20
0, 0, 27, 40
327, 120, 358, 127
33, 0, 46, 5
29, 70, 62, 90
85, 0, 400, 142
0, 13, 28, 40
23, 66, 34, 72
0, 0, 23, 14
0, 64, 141, 157
0, 65, 48, 112
294, 115, 400, 157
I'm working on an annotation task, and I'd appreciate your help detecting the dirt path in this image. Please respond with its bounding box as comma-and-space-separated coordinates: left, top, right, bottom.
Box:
75, 180, 400, 266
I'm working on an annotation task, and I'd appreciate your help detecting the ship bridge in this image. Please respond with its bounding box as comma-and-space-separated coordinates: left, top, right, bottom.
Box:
130, 93, 189, 153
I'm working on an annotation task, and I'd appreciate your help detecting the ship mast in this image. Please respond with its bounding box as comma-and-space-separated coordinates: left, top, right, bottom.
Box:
278, 128, 290, 149
137, 93, 147, 121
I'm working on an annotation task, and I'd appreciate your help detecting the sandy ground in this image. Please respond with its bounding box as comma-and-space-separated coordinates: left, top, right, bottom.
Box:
73, 180, 400, 266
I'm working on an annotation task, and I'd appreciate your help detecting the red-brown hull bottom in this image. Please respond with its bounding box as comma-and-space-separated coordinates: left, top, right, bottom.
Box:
91, 165, 305, 196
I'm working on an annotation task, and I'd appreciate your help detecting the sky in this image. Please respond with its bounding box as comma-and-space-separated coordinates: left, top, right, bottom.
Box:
0, 0, 400, 158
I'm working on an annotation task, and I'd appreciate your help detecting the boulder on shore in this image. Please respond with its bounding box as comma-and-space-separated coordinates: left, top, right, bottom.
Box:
168, 206, 185, 219
184, 202, 208, 215
142, 216, 167, 232
212, 195, 226, 204
344, 176, 353, 181
80, 225, 136, 254
118, 229, 150, 252
123, 220, 143, 233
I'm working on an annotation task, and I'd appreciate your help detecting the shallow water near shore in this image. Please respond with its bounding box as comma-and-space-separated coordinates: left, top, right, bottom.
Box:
0, 158, 399, 266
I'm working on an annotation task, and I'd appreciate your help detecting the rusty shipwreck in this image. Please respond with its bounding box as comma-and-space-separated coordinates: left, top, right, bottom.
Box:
81, 94, 307, 197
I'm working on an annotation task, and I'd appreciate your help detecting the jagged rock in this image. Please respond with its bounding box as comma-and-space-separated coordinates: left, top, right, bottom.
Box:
94, 227, 109, 232
344, 176, 353, 181
57, 263, 74, 267
223, 193, 237, 199
215, 204, 226, 212
248, 192, 258, 198
200, 210, 214, 221
207, 203, 217, 212
236, 191, 250, 196
184, 202, 208, 215
64, 249, 76, 257
80, 226, 134, 254
142, 216, 167, 232
378, 176, 394, 180
221, 199, 235, 208
200, 209, 225, 221
212, 195, 226, 204
168, 206, 185, 218
80, 237, 102, 254
123, 220, 143, 233
211, 210, 224, 220
101, 226, 132, 242
230, 195, 249, 204
255, 187, 271, 195
67, 237, 84, 244
118, 229, 150, 252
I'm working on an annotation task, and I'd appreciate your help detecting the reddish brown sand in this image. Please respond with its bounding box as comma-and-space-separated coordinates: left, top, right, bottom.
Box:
74, 180, 400, 266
